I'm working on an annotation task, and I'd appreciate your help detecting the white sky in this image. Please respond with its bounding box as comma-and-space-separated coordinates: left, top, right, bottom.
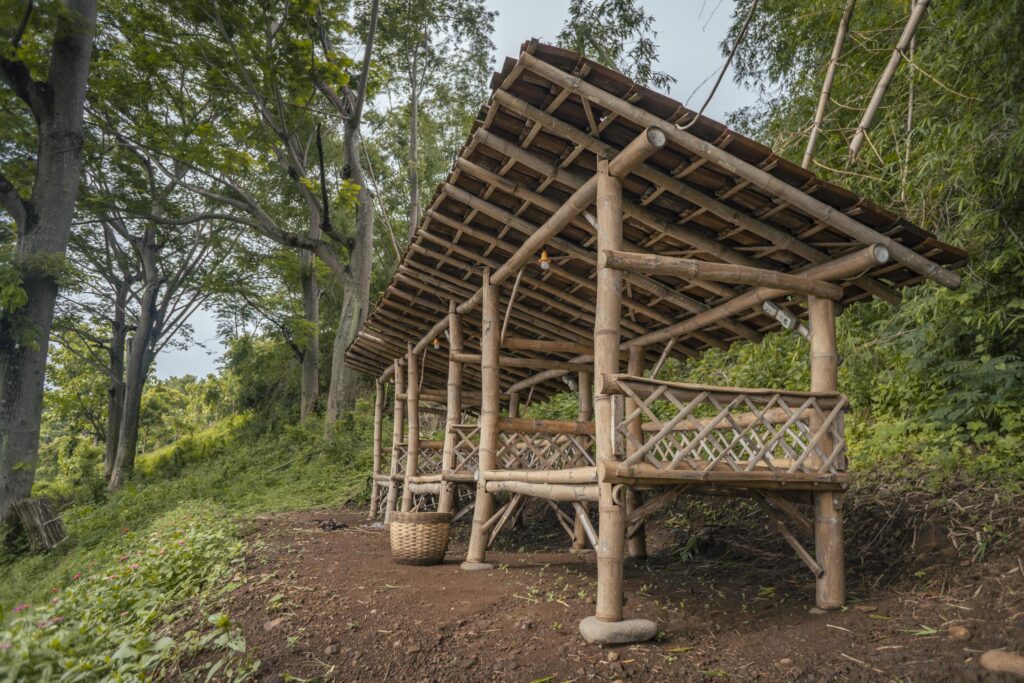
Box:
153, 0, 756, 379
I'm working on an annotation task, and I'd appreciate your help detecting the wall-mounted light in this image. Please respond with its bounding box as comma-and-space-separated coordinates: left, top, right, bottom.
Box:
763, 301, 810, 340
432, 338, 441, 350
538, 249, 551, 271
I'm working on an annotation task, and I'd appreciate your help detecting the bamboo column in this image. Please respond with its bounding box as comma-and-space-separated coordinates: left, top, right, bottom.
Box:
572, 370, 593, 551
462, 269, 500, 570
368, 379, 385, 520
508, 391, 520, 418
809, 295, 845, 608
594, 159, 626, 622
401, 343, 421, 512
624, 346, 648, 559
439, 301, 463, 514
384, 360, 404, 524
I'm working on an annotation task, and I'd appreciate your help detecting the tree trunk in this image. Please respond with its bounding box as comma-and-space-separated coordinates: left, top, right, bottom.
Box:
108, 228, 159, 490
0, 0, 97, 520
299, 201, 322, 421
325, 121, 374, 425
407, 52, 420, 242
104, 279, 129, 479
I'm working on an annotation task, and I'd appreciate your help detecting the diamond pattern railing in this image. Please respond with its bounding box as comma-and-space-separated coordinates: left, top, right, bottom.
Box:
497, 431, 595, 470
611, 376, 847, 475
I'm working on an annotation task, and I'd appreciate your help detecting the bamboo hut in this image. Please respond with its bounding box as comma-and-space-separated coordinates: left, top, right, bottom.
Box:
349, 42, 966, 644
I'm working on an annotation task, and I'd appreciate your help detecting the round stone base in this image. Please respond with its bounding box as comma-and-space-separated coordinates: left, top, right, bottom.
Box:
460, 561, 494, 571
579, 616, 658, 645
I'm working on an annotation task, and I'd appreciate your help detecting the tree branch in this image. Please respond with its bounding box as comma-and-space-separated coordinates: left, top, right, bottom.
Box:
0, 169, 29, 228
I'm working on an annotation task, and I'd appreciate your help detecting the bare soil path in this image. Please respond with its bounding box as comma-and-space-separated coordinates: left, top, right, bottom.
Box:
219, 508, 1023, 682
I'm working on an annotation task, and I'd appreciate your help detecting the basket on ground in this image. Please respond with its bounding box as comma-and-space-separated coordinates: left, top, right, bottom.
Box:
389, 512, 451, 565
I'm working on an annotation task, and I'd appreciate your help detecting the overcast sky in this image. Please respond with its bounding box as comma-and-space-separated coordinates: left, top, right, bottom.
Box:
153, 0, 756, 379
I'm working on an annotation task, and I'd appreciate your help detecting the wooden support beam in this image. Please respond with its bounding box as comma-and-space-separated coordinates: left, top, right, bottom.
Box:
384, 361, 404, 524
368, 380, 385, 520
624, 245, 890, 349
400, 343, 420, 512
489, 127, 667, 286
498, 417, 595, 435
603, 250, 845, 300
484, 467, 597, 484
809, 295, 845, 608
624, 346, 648, 560
484, 480, 600, 502
518, 52, 960, 290
439, 303, 463, 514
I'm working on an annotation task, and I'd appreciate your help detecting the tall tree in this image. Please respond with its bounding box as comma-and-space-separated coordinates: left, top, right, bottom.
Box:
0, 0, 97, 519
557, 0, 675, 90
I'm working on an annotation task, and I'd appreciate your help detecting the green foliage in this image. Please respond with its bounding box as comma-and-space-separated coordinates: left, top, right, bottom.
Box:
557, 0, 675, 90
0, 502, 255, 681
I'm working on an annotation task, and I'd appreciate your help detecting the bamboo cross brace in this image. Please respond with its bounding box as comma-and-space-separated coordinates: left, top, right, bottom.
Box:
487, 494, 525, 547
788, 395, 848, 473
624, 486, 688, 538
753, 496, 824, 577
624, 390, 710, 467
571, 501, 599, 548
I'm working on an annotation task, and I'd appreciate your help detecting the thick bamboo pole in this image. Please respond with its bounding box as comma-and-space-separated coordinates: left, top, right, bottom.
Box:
498, 417, 594, 435
504, 338, 593, 355
463, 269, 500, 570
519, 51, 959, 290
573, 371, 594, 550
849, 0, 931, 157
804, 0, 857, 168
489, 127, 667, 286
484, 467, 597, 484
484, 481, 600, 502
624, 244, 890, 349
809, 295, 845, 609
508, 391, 520, 419
400, 343, 420, 512
594, 159, 626, 622
384, 361, 404, 524
625, 346, 648, 560
603, 250, 844, 300
438, 302, 462, 514
368, 380, 385, 520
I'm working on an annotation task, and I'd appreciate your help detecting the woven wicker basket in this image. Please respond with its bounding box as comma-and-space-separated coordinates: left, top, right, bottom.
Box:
389, 512, 451, 565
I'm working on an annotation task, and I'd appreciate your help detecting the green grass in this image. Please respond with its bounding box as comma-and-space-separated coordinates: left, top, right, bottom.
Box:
0, 402, 378, 679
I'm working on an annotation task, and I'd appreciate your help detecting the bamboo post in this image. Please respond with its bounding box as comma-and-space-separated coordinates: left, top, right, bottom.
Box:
803, 0, 856, 168
849, 0, 931, 157
809, 295, 845, 609
594, 158, 626, 622
572, 370, 593, 551
462, 269, 500, 570
624, 346, 648, 560
384, 361, 404, 524
508, 391, 520, 419
368, 379, 385, 520
438, 301, 462, 513
401, 343, 421, 512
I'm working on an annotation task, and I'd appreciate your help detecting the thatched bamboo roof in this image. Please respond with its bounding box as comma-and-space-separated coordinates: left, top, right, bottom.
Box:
343, 41, 966, 398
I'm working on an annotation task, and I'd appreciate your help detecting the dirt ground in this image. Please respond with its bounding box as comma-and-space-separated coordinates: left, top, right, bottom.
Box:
215, 506, 1023, 682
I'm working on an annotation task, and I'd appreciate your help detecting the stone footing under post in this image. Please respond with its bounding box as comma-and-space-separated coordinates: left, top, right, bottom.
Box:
579, 616, 658, 645
460, 561, 494, 571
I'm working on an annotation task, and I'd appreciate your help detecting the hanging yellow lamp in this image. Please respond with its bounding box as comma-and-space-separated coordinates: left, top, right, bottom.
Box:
538, 249, 551, 271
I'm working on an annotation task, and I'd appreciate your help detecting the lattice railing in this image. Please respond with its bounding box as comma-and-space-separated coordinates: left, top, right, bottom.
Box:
415, 444, 444, 475
391, 445, 408, 478
449, 424, 481, 474
497, 431, 595, 470
609, 375, 847, 475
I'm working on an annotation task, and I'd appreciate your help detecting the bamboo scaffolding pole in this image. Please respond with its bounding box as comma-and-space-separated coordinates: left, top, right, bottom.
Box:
400, 344, 421, 512
368, 380, 385, 520
498, 417, 595, 435
594, 159, 627, 623
519, 51, 959, 290
384, 362, 404, 524
407, 482, 442, 495
483, 480, 600, 502
507, 391, 520, 418
504, 337, 593, 355
489, 90, 900, 305
639, 406, 818, 431
623, 244, 891, 349
603, 461, 848, 490
573, 371, 594, 550
804, 0, 857, 168
439, 303, 463, 515
809, 295, 845, 608
489, 127, 667, 286
483, 467, 597, 484
603, 250, 845, 300
625, 346, 648, 560
849, 0, 931, 157
463, 269, 500, 569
